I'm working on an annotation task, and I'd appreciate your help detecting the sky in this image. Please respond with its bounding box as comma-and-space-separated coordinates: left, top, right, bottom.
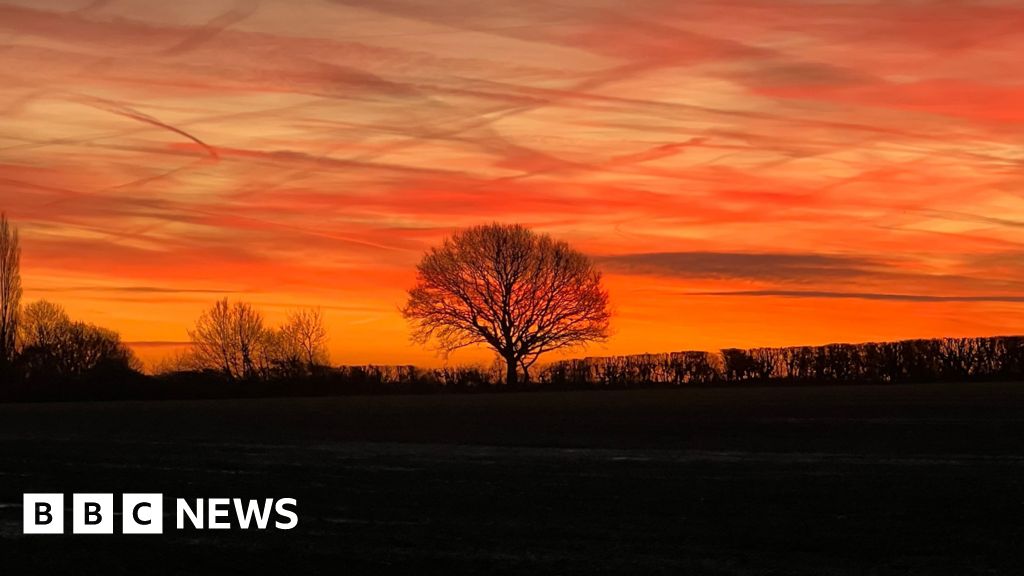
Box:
2, 0, 1024, 368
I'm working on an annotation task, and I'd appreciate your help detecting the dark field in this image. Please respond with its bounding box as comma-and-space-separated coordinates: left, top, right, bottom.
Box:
2, 383, 1024, 575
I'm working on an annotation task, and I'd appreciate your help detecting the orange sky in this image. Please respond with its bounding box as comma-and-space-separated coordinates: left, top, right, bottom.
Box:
2, 0, 1024, 369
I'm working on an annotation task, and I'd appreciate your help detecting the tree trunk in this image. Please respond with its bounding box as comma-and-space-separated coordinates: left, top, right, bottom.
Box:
505, 355, 517, 387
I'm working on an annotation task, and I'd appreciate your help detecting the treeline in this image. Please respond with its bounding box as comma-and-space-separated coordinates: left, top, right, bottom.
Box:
7, 330, 1024, 402
151, 335, 1024, 399
151, 364, 501, 399
539, 336, 1024, 389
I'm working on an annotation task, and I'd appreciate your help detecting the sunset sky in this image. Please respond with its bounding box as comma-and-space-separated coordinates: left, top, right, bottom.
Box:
2, 0, 1024, 368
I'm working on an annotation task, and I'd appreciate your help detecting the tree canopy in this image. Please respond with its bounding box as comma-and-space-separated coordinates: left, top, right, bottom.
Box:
403, 223, 611, 386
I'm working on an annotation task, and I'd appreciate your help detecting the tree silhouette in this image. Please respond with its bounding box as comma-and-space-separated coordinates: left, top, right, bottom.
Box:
17, 300, 139, 383
0, 213, 21, 369
281, 307, 329, 370
184, 302, 330, 382
19, 300, 71, 352
189, 299, 265, 381
403, 223, 611, 387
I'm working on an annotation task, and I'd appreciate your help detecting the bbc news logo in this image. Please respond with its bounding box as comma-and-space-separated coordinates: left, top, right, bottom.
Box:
23, 494, 298, 534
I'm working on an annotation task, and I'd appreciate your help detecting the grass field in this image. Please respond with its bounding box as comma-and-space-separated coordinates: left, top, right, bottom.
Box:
2, 382, 1024, 574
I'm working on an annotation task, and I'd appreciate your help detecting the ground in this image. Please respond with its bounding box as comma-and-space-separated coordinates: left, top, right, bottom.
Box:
1, 382, 1023, 575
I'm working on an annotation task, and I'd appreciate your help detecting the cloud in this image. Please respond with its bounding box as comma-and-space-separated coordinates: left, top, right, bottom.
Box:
75, 96, 220, 159
3, 0, 1024, 360
688, 290, 1024, 304
162, 2, 260, 55
597, 252, 881, 283
29, 285, 235, 294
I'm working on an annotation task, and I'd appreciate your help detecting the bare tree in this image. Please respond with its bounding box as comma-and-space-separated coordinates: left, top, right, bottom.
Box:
19, 300, 70, 351
18, 300, 139, 379
0, 213, 21, 367
188, 299, 265, 380
256, 327, 302, 378
60, 322, 141, 376
402, 223, 611, 387
281, 307, 329, 369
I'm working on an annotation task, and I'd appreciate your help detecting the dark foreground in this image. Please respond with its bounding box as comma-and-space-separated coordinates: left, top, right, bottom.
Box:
2, 383, 1024, 575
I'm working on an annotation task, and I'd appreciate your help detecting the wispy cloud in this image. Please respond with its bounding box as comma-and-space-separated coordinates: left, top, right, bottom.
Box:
690, 290, 1024, 304
2, 0, 1024, 360
29, 285, 236, 294
597, 252, 880, 283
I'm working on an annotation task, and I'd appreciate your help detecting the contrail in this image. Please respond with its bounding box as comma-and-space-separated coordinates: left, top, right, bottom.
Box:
75, 95, 219, 160
163, 2, 260, 55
